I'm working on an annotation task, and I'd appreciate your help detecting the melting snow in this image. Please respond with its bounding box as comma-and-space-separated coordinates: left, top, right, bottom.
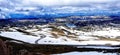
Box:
52, 51, 116, 55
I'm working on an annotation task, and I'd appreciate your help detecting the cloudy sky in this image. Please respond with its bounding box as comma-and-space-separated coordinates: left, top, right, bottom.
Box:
0, 0, 119, 12
0, 0, 119, 11
22, 0, 119, 6
0, 0, 119, 7
0, 0, 120, 19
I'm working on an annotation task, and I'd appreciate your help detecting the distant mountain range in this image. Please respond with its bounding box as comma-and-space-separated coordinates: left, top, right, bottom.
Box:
0, 15, 120, 28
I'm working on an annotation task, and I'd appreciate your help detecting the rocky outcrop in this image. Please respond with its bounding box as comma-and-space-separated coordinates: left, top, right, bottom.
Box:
0, 39, 9, 55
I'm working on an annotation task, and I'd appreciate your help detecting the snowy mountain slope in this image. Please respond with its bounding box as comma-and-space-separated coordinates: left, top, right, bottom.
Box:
1, 24, 120, 49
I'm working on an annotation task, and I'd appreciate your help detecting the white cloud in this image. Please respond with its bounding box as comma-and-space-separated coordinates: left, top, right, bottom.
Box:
0, 0, 119, 7
0, 0, 120, 19
20, 0, 118, 6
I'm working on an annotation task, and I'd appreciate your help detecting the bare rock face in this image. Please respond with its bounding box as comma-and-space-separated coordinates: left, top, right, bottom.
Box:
0, 39, 9, 55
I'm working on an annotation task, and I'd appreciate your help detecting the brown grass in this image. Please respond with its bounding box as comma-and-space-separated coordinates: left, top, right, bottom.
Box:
51, 33, 58, 38
51, 27, 66, 37
91, 35, 120, 41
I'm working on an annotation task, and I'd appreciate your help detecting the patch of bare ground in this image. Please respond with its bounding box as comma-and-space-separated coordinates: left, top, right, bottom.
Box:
50, 27, 80, 41
50, 26, 65, 38
16, 29, 38, 36
91, 35, 120, 41
105, 43, 112, 46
